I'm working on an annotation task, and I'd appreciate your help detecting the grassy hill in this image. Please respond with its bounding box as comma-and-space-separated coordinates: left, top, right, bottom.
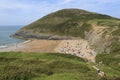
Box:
14, 9, 119, 38
0, 52, 101, 80
0, 52, 119, 80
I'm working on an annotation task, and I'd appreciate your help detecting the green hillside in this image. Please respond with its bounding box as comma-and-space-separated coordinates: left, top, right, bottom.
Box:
0, 52, 120, 80
14, 9, 119, 38
0, 52, 101, 80
96, 52, 120, 80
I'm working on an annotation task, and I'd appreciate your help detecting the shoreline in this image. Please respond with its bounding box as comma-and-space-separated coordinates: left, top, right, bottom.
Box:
0, 39, 96, 62
0, 39, 31, 47
0, 40, 31, 51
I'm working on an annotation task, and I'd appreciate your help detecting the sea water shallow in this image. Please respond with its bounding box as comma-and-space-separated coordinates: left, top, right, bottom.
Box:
0, 26, 25, 48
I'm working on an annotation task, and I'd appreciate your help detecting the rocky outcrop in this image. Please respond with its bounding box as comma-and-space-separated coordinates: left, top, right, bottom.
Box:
85, 24, 111, 53
13, 30, 77, 40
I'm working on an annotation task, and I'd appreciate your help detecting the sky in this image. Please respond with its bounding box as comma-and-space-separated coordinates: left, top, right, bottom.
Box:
0, 0, 120, 25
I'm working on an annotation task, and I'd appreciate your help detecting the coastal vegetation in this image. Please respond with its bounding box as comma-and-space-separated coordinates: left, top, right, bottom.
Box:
1, 8, 120, 80
0, 52, 119, 80
0, 52, 101, 80
96, 52, 120, 80
14, 9, 119, 39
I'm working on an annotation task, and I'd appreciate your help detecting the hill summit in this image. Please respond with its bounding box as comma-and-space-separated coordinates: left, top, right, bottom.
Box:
14, 8, 120, 54
14, 9, 115, 39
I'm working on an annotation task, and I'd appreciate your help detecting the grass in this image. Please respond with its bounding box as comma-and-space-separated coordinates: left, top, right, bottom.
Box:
95, 19, 120, 28
112, 29, 120, 36
16, 9, 118, 38
96, 52, 120, 80
110, 37, 120, 53
0, 52, 119, 80
0, 52, 102, 80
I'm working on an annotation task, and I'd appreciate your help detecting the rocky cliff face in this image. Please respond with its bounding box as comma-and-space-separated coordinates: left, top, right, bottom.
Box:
85, 23, 112, 53
14, 30, 75, 40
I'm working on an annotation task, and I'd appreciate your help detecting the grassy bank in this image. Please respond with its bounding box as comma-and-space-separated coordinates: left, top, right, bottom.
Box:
96, 52, 120, 80
0, 52, 101, 80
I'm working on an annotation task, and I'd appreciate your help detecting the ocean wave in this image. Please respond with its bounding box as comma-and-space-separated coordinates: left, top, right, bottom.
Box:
0, 40, 31, 49
0, 45, 7, 49
22, 40, 31, 44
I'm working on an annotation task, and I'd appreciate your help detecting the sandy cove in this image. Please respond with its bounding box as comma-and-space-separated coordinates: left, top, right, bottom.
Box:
0, 39, 96, 62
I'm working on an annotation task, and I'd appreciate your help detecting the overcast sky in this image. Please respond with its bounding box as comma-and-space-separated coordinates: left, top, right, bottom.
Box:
0, 0, 120, 25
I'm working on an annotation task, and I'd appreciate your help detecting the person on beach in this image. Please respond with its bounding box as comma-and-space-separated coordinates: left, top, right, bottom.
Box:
73, 53, 76, 56
63, 47, 65, 53
78, 51, 81, 54
61, 47, 64, 53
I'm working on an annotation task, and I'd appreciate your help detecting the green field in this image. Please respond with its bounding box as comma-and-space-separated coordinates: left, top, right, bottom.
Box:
0, 52, 101, 80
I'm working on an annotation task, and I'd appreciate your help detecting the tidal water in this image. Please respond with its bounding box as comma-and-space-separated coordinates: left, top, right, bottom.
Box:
0, 26, 25, 48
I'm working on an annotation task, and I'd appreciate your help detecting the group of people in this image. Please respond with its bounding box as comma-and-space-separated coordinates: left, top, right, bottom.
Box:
58, 40, 96, 62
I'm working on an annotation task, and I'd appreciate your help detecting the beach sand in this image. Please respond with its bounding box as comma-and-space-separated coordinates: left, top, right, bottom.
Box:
0, 39, 96, 62
0, 40, 61, 52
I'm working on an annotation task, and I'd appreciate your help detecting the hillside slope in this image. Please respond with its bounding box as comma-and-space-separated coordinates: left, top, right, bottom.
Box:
14, 9, 116, 39
96, 52, 120, 80
14, 8, 120, 54
0, 52, 101, 80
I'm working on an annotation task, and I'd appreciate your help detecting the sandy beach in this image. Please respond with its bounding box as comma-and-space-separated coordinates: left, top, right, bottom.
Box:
0, 39, 96, 62
0, 39, 61, 52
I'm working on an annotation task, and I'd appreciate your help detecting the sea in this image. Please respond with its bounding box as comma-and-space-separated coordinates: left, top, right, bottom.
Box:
0, 26, 25, 48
